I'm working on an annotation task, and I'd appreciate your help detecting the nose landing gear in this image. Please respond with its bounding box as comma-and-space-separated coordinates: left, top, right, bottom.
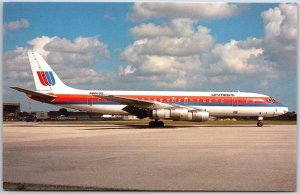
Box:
257, 116, 263, 127
257, 121, 263, 127
149, 120, 165, 128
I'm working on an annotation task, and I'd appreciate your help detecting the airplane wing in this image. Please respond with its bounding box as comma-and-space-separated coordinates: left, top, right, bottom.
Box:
93, 94, 173, 109
10, 87, 56, 101
93, 94, 207, 119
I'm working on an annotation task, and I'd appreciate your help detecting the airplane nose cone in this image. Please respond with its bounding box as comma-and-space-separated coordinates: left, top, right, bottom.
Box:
275, 107, 288, 115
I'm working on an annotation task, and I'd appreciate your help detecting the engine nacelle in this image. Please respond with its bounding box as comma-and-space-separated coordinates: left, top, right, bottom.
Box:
152, 109, 209, 122
191, 110, 209, 122
152, 109, 171, 119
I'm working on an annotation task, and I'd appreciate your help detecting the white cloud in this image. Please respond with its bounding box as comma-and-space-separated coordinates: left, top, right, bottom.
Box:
119, 65, 136, 76
262, 4, 297, 40
128, 3, 246, 21
209, 40, 276, 75
130, 19, 194, 38
28, 36, 54, 56
121, 22, 277, 89
125, 23, 214, 57
261, 3, 297, 71
4, 36, 111, 90
130, 23, 173, 38
4, 47, 33, 87
261, 6, 284, 39
155, 71, 189, 88
122, 19, 209, 89
260, 79, 270, 88
44, 36, 110, 58
4, 3, 297, 95
209, 75, 237, 84
141, 55, 201, 74
5, 18, 30, 31
119, 3, 296, 90
27, 36, 110, 69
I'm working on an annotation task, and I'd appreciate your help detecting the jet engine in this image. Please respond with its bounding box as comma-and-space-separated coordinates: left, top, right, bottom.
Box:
152, 108, 209, 122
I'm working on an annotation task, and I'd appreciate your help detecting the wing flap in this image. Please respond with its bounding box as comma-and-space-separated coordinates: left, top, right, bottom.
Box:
93, 94, 173, 109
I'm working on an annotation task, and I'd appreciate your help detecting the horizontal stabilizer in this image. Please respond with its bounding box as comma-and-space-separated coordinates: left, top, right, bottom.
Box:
10, 87, 56, 101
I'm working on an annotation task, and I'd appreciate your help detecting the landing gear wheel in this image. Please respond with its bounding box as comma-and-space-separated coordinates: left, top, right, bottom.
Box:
149, 120, 165, 128
149, 121, 155, 128
257, 121, 263, 127
158, 121, 164, 128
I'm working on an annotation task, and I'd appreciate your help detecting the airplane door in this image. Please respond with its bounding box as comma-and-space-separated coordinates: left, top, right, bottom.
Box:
232, 97, 238, 115
87, 95, 93, 106
232, 97, 238, 106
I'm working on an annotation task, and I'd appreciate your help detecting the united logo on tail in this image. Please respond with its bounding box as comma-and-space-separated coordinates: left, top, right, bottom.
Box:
37, 71, 55, 86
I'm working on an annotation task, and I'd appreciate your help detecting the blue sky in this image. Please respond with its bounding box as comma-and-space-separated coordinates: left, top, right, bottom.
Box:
4, 3, 273, 49
3, 2, 297, 112
4, 3, 134, 73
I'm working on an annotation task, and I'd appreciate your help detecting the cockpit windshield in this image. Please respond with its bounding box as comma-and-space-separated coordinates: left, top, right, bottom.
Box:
268, 97, 276, 103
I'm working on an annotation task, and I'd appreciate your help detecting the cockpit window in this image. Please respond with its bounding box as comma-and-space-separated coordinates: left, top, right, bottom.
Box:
269, 97, 276, 103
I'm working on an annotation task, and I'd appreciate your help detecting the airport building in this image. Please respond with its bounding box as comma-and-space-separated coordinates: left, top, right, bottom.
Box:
3, 103, 20, 121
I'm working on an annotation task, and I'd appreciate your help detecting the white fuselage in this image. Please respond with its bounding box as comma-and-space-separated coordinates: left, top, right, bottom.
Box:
35, 89, 288, 118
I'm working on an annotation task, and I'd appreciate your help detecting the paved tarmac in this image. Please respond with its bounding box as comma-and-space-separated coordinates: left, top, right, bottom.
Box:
3, 122, 297, 191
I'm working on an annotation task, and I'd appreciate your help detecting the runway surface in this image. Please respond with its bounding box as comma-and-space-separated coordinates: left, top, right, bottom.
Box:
3, 122, 297, 191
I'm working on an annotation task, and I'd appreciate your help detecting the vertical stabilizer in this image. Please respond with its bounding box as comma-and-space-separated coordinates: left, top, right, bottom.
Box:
28, 51, 72, 92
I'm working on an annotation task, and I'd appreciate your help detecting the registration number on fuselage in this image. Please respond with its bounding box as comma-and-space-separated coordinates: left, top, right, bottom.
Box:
89, 92, 103, 95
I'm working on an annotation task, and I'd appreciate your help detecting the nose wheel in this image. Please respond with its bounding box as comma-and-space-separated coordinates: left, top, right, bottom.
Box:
257, 116, 263, 127
257, 121, 263, 127
149, 120, 164, 128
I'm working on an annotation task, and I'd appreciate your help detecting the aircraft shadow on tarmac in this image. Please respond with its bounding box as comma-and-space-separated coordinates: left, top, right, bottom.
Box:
79, 124, 268, 130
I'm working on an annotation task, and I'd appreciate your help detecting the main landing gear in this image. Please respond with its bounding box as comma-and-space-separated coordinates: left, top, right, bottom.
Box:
149, 119, 165, 128
257, 116, 263, 127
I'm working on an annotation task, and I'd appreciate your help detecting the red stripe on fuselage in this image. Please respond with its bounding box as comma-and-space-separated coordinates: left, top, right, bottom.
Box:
49, 94, 279, 105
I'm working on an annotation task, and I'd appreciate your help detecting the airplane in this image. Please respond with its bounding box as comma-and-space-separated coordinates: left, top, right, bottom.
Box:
11, 52, 288, 127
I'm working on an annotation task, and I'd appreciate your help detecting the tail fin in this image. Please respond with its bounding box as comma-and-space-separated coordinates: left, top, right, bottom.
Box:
28, 51, 72, 92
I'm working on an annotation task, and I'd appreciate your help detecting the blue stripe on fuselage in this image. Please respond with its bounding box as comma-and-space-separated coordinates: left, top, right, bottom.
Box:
51, 101, 286, 107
